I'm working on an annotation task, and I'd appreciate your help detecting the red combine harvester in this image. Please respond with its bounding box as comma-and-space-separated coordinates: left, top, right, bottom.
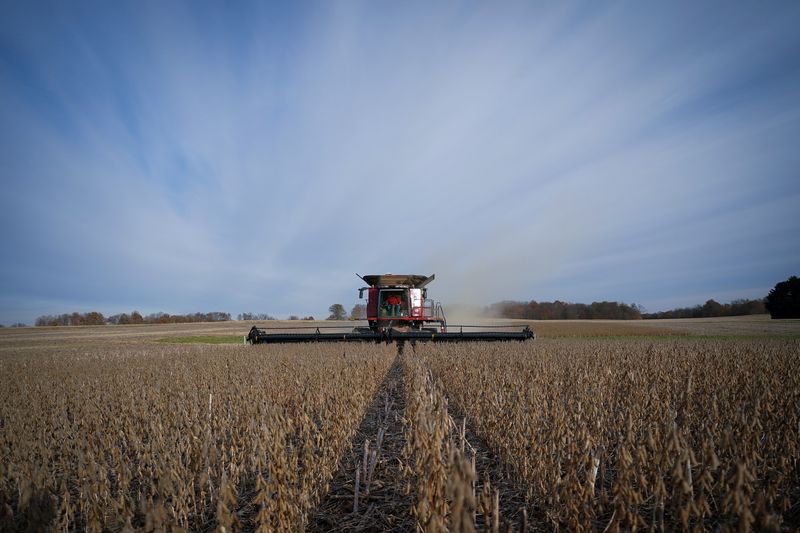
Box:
246, 274, 534, 344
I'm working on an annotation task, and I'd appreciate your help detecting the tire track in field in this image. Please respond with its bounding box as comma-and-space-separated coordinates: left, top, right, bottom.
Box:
309, 355, 413, 532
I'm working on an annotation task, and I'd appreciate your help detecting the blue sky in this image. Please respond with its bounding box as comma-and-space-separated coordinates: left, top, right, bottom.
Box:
1, 1, 799, 324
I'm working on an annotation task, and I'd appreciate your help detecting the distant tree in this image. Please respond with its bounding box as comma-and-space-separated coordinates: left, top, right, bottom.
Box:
701, 299, 724, 318
84, 311, 105, 325
350, 304, 366, 320
765, 276, 800, 319
130, 311, 144, 324
146, 312, 166, 324
288, 315, 300, 321
327, 304, 347, 321
238, 313, 275, 320
10, 323, 28, 328
729, 299, 765, 315
303, 316, 315, 321
240, 313, 274, 321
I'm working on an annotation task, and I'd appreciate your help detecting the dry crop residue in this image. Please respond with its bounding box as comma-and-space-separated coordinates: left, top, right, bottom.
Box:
0, 343, 394, 531
1, 334, 799, 531
418, 338, 800, 531
401, 350, 515, 532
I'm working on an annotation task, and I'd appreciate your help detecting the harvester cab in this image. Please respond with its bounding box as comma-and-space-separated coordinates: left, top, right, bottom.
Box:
246, 273, 534, 345
358, 273, 446, 333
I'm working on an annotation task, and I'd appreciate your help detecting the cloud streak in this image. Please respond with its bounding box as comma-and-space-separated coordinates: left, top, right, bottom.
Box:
1, 1, 799, 323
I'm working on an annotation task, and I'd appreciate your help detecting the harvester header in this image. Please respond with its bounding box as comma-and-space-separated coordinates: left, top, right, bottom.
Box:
246, 273, 534, 345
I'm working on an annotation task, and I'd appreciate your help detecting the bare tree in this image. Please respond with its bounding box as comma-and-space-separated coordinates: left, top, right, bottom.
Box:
327, 304, 347, 320
350, 304, 366, 320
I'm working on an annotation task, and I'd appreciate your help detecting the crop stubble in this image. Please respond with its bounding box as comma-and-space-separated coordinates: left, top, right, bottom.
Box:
0, 343, 395, 531
0, 329, 798, 531
419, 338, 800, 531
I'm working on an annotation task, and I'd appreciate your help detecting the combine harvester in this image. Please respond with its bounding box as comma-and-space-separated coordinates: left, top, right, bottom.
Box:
246, 274, 534, 345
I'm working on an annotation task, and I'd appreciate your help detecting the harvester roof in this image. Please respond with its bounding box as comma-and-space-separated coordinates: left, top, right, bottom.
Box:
361, 274, 435, 288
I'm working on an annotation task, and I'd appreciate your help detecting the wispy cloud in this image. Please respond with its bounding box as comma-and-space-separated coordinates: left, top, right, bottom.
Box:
1, 1, 799, 323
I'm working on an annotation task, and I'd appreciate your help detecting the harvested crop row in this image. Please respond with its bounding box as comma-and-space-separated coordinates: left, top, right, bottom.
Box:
0, 343, 394, 531
402, 351, 513, 532
419, 339, 800, 531
311, 356, 413, 532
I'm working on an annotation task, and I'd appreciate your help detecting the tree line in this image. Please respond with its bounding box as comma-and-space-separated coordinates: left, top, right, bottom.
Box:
35, 311, 232, 326
32, 311, 322, 326
487, 297, 768, 320
640, 299, 765, 319
486, 300, 644, 320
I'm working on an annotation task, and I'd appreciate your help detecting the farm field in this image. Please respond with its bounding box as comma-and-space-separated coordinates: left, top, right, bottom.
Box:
1, 316, 799, 531
4, 314, 797, 349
